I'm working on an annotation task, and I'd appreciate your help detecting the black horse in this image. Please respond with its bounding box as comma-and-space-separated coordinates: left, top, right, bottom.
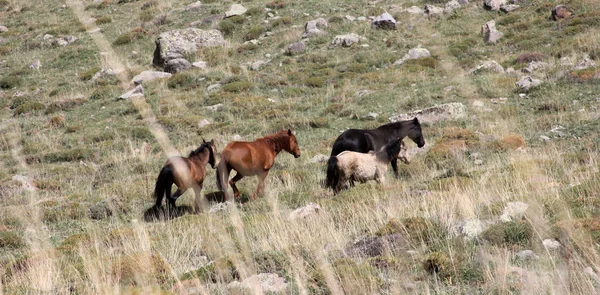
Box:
325, 118, 425, 189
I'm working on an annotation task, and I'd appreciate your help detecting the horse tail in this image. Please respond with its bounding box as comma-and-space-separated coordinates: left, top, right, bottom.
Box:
216, 158, 230, 200
325, 156, 340, 190
154, 165, 173, 208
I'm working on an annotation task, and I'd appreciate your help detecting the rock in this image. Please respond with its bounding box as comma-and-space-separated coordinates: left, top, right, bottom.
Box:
165, 58, 192, 73
459, 219, 485, 238
330, 33, 366, 47
198, 119, 210, 128
192, 61, 208, 69
516, 250, 539, 260
286, 42, 306, 55
55, 39, 69, 46
389, 102, 466, 124
574, 56, 597, 70
424, 4, 444, 16
91, 68, 116, 82
474, 159, 484, 165
444, 86, 454, 92
232, 134, 243, 141
542, 239, 561, 249
209, 202, 230, 213
551, 5, 574, 21
12, 175, 37, 191
345, 15, 356, 21
289, 203, 322, 220
500, 201, 528, 222
481, 20, 503, 44
228, 273, 287, 293
371, 13, 396, 30
500, 4, 520, 13
515, 76, 543, 92
394, 47, 431, 65
0, 26, 7, 33
119, 85, 144, 99
473, 100, 485, 107
185, 1, 202, 11
357, 16, 366, 21
540, 135, 551, 142
458, 0, 469, 5
302, 18, 328, 38
152, 28, 226, 72
471, 60, 505, 74
225, 4, 247, 18
522, 61, 549, 74
404, 6, 424, 14
484, 0, 506, 11
30, 59, 41, 70
361, 112, 379, 120
346, 234, 407, 258
310, 154, 329, 163
444, 0, 462, 13
132, 70, 172, 85
88, 201, 112, 220
205, 103, 223, 111
517, 52, 545, 64
249, 59, 269, 71
207, 84, 221, 93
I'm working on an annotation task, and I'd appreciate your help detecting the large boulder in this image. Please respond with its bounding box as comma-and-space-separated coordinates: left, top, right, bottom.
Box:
152, 28, 226, 72
330, 33, 366, 47
225, 4, 247, 18
165, 58, 192, 73
483, 0, 507, 11
132, 70, 172, 85
471, 60, 505, 74
371, 13, 397, 30
394, 47, 431, 65
482, 20, 503, 44
303, 18, 328, 38
424, 4, 444, 16
389, 102, 466, 124
515, 76, 543, 92
551, 5, 574, 21
445, 0, 462, 13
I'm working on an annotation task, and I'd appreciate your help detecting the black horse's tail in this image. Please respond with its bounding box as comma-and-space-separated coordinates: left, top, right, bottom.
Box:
325, 156, 340, 191
216, 159, 230, 201
154, 166, 173, 208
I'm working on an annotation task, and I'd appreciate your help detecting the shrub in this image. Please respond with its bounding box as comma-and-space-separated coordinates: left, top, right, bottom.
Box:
113, 30, 143, 45
0, 231, 25, 249
403, 57, 438, 69
266, 1, 286, 9
131, 127, 153, 140
244, 26, 264, 41
375, 218, 402, 236
0, 46, 11, 55
333, 258, 382, 293
95, 15, 112, 24
423, 251, 451, 278
14, 102, 45, 115
78, 66, 101, 81
516, 52, 544, 64
246, 7, 263, 16
219, 19, 235, 35
90, 85, 120, 100
0, 76, 23, 89
228, 15, 246, 24
305, 76, 325, 87
10, 96, 30, 109
501, 134, 526, 150
139, 9, 155, 22
482, 220, 533, 247
113, 252, 171, 286
167, 72, 199, 89
49, 115, 66, 127
270, 17, 292, 28
222, 81, 253, 92
42, 202, 87, 223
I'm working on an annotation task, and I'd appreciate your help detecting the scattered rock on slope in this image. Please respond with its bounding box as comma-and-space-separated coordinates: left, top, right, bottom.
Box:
471, 60, 505, 74
394, 47, 431, 65
225, 4, 247, 18
289, 203, 322, 220
424, 4, 444, 17
330, 33, 366, 47
152, 28, 226, 72
515, 76, 543, 92
371, 13, 396, 30
346, 234, 407, 258
119, 85, 144, 99
484, 0, 507, 11
302, 18, 328, 38
389, 103, 466, 124
132, 71, 172, 85
228, 273, 287, 293
482, 20, 503, 44
551, 5, 574, 21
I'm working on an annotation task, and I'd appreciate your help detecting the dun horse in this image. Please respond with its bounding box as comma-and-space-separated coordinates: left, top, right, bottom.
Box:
326, 138, 410, 195
153, 139, 217, 211
216, 129, 301, 201
326, 118, 425, 188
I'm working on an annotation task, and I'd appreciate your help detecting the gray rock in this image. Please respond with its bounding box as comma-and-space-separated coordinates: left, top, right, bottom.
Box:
459, 219, 485, 238
30, 59, 41, 70
500, 201, 528, 222
88, 201, 112, 220
389, 102, 466, 124
119, 85, 144, 99
500, 4, 520, 12
310, 154, 329, 163
515, 76, 543, 92
482, 20, 503, 44
152, 28, 226, 71
228, 273, 287, 293
232, 134, 243, 141
522, 61, 549, 73
302, 18, 328, 38
458, 0, 469, 5
371, 13, 396, 30
192, 61, 208, 69
198, 119, 210, 128
345, 15, 356, 21
474, 159, 484, 165
289, 203, 322, 220
542, 239, 561, 249
209, 202, 230, 213
516, 250, 539, 260
574, 56, 597, 70
43, 34, 55, 41
471, 60, 505, 74
424, 4, 444, 16
540, 135, 551, 142
330, 33, 366, 47
404, 6, 424, 14
361, 112, 379, 120
205, 103, 223, 111
394, 47, 431, 65
55, 39, 69, 46
0, 26, 7, 33
185, 1, 202, 11
484, 0, 507, 11
132, 70, 172, 85
249, 59, 269, 71
551, 5, 574, 21
207, 84, 221, 93
287, 42, 306, 55
346, 234, 407, 258
445, 0, 462, 13
225, 4, 247, 18
91, 68, 116, 82
166, 58, 192, 73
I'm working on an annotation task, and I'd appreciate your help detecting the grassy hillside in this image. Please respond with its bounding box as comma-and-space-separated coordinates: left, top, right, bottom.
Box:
1, 0, 600, 293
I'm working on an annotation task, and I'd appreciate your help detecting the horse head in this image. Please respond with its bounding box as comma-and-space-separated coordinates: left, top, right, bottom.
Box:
407, 117, 426, 148
284, 129, 301, 158
204, 139, 218, 169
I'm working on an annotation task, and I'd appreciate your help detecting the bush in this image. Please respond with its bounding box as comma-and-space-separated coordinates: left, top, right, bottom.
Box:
131, 127, 153, 140
266, 1, 286, 9
49, 115, 66, 127
219, 19, 235, 35
0, 76, 23, 89
222, 81, 253, 92
246, 7, 263, 16
167, 72, 199, 89
90, 85, 120, 100
501, 134, 526, 150
113, 30, 143, 45
482, 220, 533, 247
244, 26, 264, 41
14, 102, 45, 115
305, 76, 325, 87
78, 66, 101, 81
228, 15, 246, 24
10, 96, 30, 109
270, 17, 292, 28
0, 231, 25, 249
95, 15, 112, 24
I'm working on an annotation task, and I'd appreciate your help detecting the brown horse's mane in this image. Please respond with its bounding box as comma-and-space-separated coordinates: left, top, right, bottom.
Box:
257, 130, 289, 152
188, 142, 212, 158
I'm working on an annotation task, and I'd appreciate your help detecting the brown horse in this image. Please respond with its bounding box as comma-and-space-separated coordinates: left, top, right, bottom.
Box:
216, 129, 301, 201
153, 139, 217, 211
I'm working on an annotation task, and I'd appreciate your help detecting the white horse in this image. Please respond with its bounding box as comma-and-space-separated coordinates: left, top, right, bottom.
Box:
327, 139, 410, 194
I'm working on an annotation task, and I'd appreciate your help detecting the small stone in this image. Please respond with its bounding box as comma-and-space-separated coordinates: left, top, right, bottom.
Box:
131, 70, 172, 85
232, 134, 243, 141
345, 15, 356, 21
522, 61, 549, 74
361, 112, 379, 120
225, 4, 247, 18
198, 119, 210, 128
424, 4, 444, 16
289, 203, 322, 220
207, 84, 221, 93
444, 86, 454, 92
519, 93, 527, 98
551, 5, 574, 21
500, 4, 520, 13
310, 154, 329, 163
516, 250, 539, 260
330, 33, 366, 47
460, 219, 485, 238
192, 61, 208, 69
473, 100, 485, 107
474, 159, 484, 165
484, 0, 507, 11
0, 26, 8, 33
119, 85, 144, 99
394, 47, 431, 66
371, 13, 396, 30
471, 60, 505, 74
516, 76, 543, 92
287, 42, 306, 55
444, 0, 461, 13
482, 20, 503, 44
542, 239, 561, 249
30, 59, 41, 70
500, 201, 529, 222
205, 103, 223, 111
540, 135, 551, 142
185, 1, 202, 11
405, 6, 424, 14
165, 58, 192, 73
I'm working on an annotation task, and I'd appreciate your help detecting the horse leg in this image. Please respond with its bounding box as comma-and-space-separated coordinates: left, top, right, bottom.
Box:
193, 183, 206, 213
391, 158, 400, 178
252, 171, 269, 200
229, 172, 244, 200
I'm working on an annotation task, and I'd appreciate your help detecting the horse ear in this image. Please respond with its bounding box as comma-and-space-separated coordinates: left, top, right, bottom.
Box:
413, 117, 419, 123
202, 138, 206, 143
287, 129, 292, 136
210, 139, 214, 144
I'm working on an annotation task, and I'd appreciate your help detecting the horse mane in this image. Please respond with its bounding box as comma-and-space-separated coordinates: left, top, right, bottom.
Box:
258, 130, 289, 151
383, 139, 402, 162
188, 142, 212, 158
378, 118, 420, 131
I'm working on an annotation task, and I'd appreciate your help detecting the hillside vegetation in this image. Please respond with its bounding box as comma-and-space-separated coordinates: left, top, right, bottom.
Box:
1, 0, 600, 293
